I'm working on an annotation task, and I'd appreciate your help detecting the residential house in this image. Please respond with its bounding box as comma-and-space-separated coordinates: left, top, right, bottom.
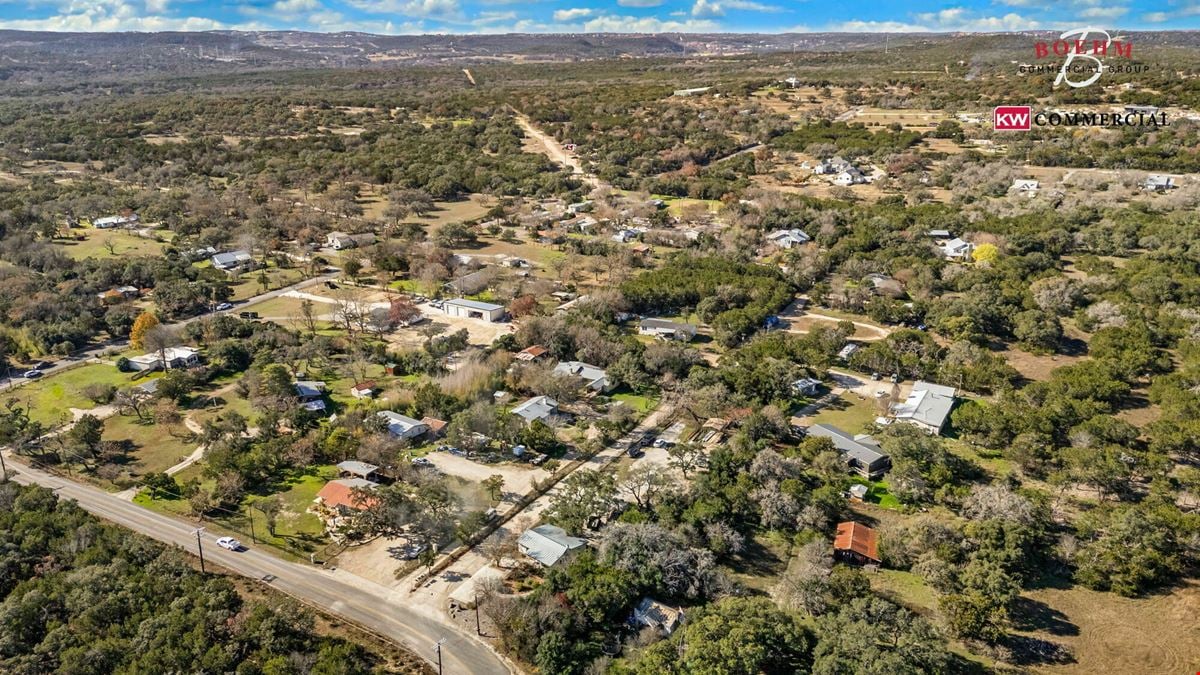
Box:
93, 213, 139, 229
350, 381, 376, 399
888, 381, 957, 435
443, 298, 505, 322
791, 377, 822, 396
516, 345, 549, 362
1011, 179, 1040, 193
926, 229, 952, 240
97, 286, 140, 303
553, 361, 613, 393
833, 521, 881, 565
765, 229, 811, 249
638, 318, 697, 342
518, 524, 586, 566
127, 346, 201, 372
837, 343, 860, 361
377, 411, 430, 440
295, 380, 327, 412
1144, 174, 1177, 191
848, 483, 870, 501
447, 269, 496, 296
833, 167, 867, 186
511, 395, 560, 425
312, 477, 379, 531
326, 232, 377, 250
336, 460, 379, 480
422, 417, 448, 438
567, 200, 593, 214
866, 273, 905, 298
939, 237, 974, 261
612, 229, 640, 243
672, 86, 711, 97
211, 250, 255, 274
806, 424, 891, 479
631, 597, 685, 636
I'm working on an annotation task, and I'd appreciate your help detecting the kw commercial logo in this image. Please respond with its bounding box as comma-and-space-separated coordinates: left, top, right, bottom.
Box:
993, 105, 1169, 130
1020, 27, 1143, 89
994, 106, 1032, 131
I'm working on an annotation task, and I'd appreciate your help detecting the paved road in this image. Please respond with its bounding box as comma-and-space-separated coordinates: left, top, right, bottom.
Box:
4, 458, 510, 675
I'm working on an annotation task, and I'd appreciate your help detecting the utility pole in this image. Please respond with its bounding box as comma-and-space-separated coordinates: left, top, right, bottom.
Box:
474, 592, 481, 635
194, 527, 207, 573
434, 638, 446, 675
247, 506, 258, 543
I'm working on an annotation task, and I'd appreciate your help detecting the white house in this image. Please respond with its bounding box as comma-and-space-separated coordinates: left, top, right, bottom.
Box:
939, 238, 974, 261
1144, 174, 1177, 191
211, 250, 255, 273
888, 381, 957, 435
443, 298, 505, 322
1011, 179, 1039, 193
93, 214, 139, 229
377, 410, 430, 440
126, 346, 200, 372
638, 319, 697, 342
511, 395, 560, 425
837, 343, 860, 361
766, 229, 811, 249
672, 87, 711, 97
326, 232, 377, 250
833, 168, 866, 186
518, 524, 585, 566
553, 361, 613, 393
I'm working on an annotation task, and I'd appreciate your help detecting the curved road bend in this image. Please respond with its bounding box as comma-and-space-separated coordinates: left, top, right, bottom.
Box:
5, 459, 510, 675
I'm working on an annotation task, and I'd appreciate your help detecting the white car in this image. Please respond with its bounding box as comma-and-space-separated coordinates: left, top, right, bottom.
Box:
215, 302, 234, 311
215, 536, 242, 551
23, 370, 43, 379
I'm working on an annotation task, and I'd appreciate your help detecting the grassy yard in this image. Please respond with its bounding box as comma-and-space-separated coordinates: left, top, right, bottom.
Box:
610, 389, 659, 414
227, 266, 305, 301
4, 363, 149, 426
850, 477, 902, 509
808, 393, 879, 434
135, 464, 334, 557
103, 414, 196, 476
54, 230, 169, 261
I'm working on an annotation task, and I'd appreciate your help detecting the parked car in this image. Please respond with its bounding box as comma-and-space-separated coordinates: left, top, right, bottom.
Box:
23, 370, 43, 379
627, 446, 644, 458
411, 457, 433, 467
215, 536, 242, 551
215, 302, 233, 311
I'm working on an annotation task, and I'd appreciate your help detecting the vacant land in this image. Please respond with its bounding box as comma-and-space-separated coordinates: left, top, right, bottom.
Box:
55, 229, 168, 260
6, 363, 143, 426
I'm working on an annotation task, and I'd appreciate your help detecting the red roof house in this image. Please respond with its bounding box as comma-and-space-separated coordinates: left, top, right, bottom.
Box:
833, 521, 880, 565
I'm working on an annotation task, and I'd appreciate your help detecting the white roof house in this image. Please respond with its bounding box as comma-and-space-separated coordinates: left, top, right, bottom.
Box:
552, 361, 613, 393
638, 318, 697, 342
511, 395, 559, 425
377, 411, 430, 440
295, 380, 327, 412
443, 298, 505, 322
327, 232, 377, 250
833, 167, 867, 186
1011, 179, 1040, 193
93, 214, 139, 229
518, 524, 585, 566
632, 597, 685, 636
791, 377, 822, 396
939, 238, 974, 260
126, 346, 200, 372
1144, 174, 1177, 191
766, 229, 811, 249
211, 250, 254, 272
837, 343, 860, 360
889, 381, 957, 435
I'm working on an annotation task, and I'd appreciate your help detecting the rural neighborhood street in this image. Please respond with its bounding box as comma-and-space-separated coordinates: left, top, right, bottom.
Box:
4, 457, 511, 675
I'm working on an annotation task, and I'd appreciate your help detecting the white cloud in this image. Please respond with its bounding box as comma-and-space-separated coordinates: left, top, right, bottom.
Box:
1079, 6, 1127, 19
0, 0, 231, 32
580, 14, 719, 32
1143, 11, 1170, 22
475, 10, 517, 23
833, 19, 927, 32
552, 7, 592, 21
616, 0, 666, 7
272, 0, 322, 12
344, 0, 462, 19
691, 0, 780, 17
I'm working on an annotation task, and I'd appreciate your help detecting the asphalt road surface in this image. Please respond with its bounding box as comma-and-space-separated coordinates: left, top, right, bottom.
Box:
5, 458, 510, 675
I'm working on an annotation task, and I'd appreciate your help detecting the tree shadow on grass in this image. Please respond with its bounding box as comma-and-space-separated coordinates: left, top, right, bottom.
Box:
1010, 596, 1079, 636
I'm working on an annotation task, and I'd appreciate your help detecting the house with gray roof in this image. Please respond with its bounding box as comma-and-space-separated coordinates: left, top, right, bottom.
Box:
443, 298, 505, 322
377, 410, 430, 440
638, 318, 697, 342
518, 524, 585, 566
888, 381, 957, 435
511, 395, 559, 425
806, 423, 891, 479
553, 361, 613, 393
211, 250, 256, 273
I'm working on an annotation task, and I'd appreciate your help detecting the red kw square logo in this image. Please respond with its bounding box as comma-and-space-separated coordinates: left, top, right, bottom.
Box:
994, 106, 1032, 131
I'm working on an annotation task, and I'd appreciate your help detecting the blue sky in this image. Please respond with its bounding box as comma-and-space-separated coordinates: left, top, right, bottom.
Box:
0, 0, 1197, 34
